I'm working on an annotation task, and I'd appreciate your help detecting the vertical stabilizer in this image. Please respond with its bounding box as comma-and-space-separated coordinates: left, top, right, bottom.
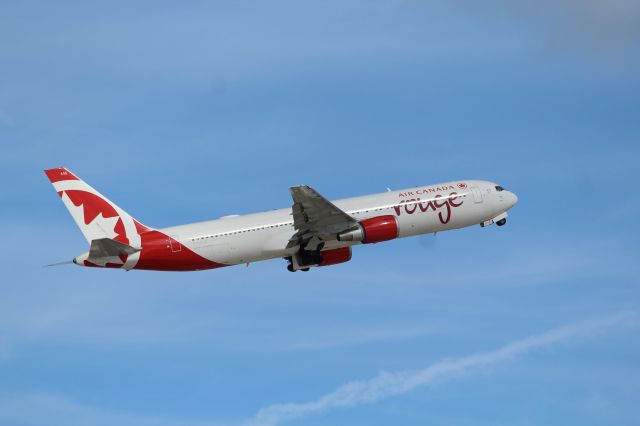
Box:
44, 167, 150, 249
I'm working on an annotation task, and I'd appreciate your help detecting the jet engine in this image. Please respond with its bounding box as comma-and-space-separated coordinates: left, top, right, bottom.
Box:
337, 215, 398, 244
318, 247, 352, 266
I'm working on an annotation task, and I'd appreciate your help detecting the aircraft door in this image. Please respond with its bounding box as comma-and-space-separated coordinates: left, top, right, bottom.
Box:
471, 187, 483, 203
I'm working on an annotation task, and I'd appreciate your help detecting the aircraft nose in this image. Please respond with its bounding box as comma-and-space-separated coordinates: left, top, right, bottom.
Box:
506, 191, 518, 208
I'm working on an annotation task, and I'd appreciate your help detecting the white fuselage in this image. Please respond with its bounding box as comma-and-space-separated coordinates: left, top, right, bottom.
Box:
160, 180, 517, 266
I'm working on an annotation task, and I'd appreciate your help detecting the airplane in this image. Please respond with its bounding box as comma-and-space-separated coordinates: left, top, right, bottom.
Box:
45, 167, 518, 272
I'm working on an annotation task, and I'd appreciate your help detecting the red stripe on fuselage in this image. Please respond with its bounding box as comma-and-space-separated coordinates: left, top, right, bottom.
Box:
134, 228, 226, 271
83, 260, 126, 269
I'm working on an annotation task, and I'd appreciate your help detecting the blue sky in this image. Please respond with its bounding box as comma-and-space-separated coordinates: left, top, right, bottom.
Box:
1, 1, 640, 425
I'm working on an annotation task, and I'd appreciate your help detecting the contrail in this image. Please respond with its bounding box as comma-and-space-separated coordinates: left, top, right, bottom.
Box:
246, 312, 637, 426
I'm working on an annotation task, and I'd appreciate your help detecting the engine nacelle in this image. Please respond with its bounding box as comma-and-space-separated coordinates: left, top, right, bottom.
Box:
337, 215, 398, 244
318, 247, 352, 266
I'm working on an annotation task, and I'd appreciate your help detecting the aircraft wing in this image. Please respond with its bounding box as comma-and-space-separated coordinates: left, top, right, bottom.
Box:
287, 185, 357, 248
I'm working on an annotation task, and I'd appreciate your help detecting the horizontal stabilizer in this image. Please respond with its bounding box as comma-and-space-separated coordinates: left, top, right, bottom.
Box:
87, 238, 140, 266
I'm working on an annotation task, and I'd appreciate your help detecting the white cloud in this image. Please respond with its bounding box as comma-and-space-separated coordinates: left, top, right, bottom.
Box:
246, 311, 638, 426
0, 312, 635, 426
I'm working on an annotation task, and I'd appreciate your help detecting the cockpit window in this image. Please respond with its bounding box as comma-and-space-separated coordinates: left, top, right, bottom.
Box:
495, 185, 504, 192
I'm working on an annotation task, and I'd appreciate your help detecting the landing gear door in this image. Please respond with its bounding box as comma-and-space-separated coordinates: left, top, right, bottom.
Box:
471, 187, 483, 203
